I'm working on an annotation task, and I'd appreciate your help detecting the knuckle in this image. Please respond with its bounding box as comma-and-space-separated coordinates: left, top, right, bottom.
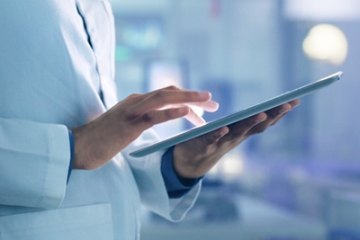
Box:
128, 93, 141, 98
252, 126, 267, 134
166, 85, 179, 90
185, 92, 194, 99
164, 109, 176, 119
141, 112, 154, 123
155, 89, 167, 99
201, 134, 218, 145
123, 108, 140, 121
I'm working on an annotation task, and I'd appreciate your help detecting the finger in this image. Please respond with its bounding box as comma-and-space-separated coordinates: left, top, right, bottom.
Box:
158, 100, 218, 112
125, 86, 190, 109
134, 89, 212, 115
183, 107, 207, 126
138, 85, 205, 103
186, 100, 219, 112
247, 105, 291, 135
127, 93, 143, 99
154, 102, 214, 127
266, 103, 292, 118
221, 113, 267, 142
234, 113, 268, 138
159, 86, 219, 112
135, 107, 190, 128
270, 111, 289, 126
269, 100, 300, 126
289, 99, 300, 108
198, 127, 229, 145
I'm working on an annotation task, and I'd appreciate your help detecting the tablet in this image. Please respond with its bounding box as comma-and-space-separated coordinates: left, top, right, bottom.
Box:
129, 71, 343, 158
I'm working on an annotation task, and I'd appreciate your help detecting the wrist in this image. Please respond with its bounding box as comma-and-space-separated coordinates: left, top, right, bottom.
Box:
71, 125, 90, 170
71, 123, 101, 170
173, 145, 205, 179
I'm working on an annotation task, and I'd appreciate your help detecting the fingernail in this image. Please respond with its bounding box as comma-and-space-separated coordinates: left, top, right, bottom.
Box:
209, 101, 219, 108
216, 130, 227, 138
207, 101, 219, 111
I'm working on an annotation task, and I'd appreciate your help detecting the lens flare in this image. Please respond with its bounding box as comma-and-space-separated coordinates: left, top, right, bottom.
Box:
303, 24, 348, 65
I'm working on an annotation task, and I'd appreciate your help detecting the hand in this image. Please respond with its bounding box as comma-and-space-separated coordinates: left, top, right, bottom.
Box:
71, 86, 218, 170
173, 99, 300, 178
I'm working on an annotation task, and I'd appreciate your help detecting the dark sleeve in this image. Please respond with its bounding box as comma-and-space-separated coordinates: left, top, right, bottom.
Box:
67, 129, 75, 183
161, 147, 203, 198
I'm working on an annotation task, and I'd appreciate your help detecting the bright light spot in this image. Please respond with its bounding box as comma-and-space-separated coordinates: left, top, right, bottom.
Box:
162, 78, 180, 87
189, 105, 205, 117
208, 162, 221, 176
207, 151, 245, 180
302, 24, 348, 65
221, 152, 244, 177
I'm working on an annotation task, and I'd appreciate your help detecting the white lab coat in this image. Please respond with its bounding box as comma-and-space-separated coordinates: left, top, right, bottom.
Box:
0, 0, 200, 239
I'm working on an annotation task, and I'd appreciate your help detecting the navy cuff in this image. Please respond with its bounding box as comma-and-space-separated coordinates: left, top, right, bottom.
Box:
161, 147, 202, 198
67, 129, 75, 183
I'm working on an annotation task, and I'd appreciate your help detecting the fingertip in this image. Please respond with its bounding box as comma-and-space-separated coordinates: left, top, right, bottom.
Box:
291, 99, 300, 108
222, 126, 230, 136
193, 117, 207, 127
268, 104, 290, 117
279, 104, 292, 115
247, 113, 267, 126
184, 107, 208, 126
199, 92, 212, 100
215, 126, 229, 138
257, 112, 267, 122
207, 101, 219, 112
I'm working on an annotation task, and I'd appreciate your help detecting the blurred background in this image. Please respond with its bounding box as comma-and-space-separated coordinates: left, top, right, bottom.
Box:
109, 0, 360, 239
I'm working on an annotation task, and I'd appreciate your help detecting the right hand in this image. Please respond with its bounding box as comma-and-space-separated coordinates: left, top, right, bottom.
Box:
71, 86, 218, 170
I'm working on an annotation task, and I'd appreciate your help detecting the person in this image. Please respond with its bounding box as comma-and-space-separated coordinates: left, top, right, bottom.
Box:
0, 0, 299, 239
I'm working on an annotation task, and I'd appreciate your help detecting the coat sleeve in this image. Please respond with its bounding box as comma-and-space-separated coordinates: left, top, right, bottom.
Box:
122, 129, 202, 222
0, 1, 87, 209
0, 1, 106, 209
0, 118, 70, 208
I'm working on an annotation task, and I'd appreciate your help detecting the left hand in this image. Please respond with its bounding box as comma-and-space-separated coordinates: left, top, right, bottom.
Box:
173, 100, 300, 178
